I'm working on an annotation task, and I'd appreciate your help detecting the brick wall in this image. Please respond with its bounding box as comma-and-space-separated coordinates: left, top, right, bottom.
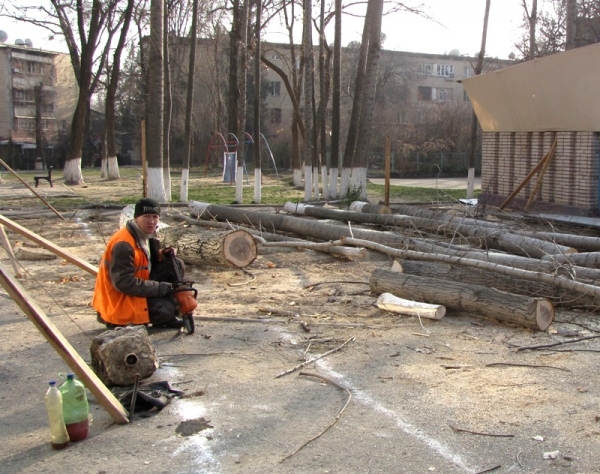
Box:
482, 131, 600, 214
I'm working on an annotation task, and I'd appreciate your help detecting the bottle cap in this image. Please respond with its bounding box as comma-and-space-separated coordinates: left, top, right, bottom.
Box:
67, 373, 75, 380
49, 381, 56, 386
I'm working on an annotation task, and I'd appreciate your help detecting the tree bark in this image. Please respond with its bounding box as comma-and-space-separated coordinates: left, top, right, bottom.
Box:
369, 269, 554, 331
541, 252, 600, 269
398, 259, 597, 309
162, 228, 257, 268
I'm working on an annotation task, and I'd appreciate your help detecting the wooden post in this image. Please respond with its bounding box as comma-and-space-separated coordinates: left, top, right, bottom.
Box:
0, 261, 128, 424
141, 120, 147, 198
0, 158, 64, 220
384, 136, 391, 207
0, 224, 23, 278
525, 137, 557, 209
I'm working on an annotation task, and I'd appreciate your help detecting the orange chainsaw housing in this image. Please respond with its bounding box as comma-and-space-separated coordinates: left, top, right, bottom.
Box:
173, 285, 198, 314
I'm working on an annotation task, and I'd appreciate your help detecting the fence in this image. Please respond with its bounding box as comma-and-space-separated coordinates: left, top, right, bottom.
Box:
367, 151, 482, 178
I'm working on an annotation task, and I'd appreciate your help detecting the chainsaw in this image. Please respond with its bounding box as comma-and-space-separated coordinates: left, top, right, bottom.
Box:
165, 249, 197, 334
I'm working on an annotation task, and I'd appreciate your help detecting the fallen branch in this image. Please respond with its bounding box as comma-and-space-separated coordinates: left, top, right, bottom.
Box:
516, 334, 600, 352
280, 371, 352, 463
275, 337, 355, 378
485, 362, 570, 372
449, 424, 514, 438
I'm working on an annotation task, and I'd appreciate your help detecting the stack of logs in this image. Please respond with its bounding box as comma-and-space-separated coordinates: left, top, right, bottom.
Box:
164, 201, 600, 332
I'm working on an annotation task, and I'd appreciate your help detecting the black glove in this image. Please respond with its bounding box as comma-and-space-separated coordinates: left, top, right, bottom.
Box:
162, 246, 175, 258
157, 282, 173, 297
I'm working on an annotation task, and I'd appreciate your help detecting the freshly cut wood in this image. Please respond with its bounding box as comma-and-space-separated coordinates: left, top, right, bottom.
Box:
349, 201, 392, 214
541, 252, 600, 269
283, 202, 576, 258
190, 202, 411, 249
172, 211, 364, 258
409, 239, 600, 281
90, 326, 159, 387
376, 292, 446, 319
340, 237, 600, 301
369, 269, 554, 331
162, 228, 257, 268
398, 259, 597, 308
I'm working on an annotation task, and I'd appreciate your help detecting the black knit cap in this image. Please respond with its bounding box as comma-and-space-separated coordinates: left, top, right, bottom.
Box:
134, 198, 161, 218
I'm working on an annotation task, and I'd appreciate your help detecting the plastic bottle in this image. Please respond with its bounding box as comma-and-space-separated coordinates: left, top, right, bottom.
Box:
59, 373, 90, 442
45, 381, 70, 450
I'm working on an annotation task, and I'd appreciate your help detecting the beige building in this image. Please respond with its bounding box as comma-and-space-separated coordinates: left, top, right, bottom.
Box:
261, 43, 508, 132
0, 41, 77, 169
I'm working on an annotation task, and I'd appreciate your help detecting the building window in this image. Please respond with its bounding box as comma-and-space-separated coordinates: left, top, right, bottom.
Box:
270, 52, 281, 60
464, 66, 474, 78
418, 87, 453, 102
13, 89, 35, 103
421, 63, 433, 75
271, 108, 282, 124
435, 64, 454, 77
418, 86, 432, 101
26, 61, 45, 75
270, 81, 281, 96
15, 117, 35, 130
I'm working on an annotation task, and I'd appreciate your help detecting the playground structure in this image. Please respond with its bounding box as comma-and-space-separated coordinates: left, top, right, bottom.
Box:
203, 132, 279, 183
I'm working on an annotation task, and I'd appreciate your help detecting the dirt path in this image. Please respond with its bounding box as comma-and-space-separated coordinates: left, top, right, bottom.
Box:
1, 182, 600, 473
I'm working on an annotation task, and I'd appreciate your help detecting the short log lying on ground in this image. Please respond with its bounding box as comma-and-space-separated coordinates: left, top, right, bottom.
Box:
90, 326, 158, 387
349, 201, 392, 214
162, 228, 257, 268
376, 292, 446, 319
369, 269, 554, 331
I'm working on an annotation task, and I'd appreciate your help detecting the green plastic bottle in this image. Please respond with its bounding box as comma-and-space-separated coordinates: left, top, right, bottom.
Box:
45, 381, 70, 450
59, 373, 89, 442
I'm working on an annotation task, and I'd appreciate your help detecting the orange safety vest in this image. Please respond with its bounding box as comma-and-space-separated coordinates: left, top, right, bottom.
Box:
92, 226, 151, 325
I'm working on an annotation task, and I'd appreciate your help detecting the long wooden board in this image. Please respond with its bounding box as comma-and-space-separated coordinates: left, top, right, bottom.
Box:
0, 214, 98, 276
0, 260, 128, 424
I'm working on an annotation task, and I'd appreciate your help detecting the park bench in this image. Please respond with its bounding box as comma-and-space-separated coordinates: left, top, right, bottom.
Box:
34, 166, 53, 188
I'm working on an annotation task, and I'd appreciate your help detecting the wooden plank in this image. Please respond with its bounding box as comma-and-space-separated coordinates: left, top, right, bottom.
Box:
525, 138, 557, 209
0, 214, 98, 276
0, 224, 23, 278
0, 261, 129, 424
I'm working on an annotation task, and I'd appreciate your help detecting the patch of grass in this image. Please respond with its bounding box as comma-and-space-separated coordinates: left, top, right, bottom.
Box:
367, 182, 480, 203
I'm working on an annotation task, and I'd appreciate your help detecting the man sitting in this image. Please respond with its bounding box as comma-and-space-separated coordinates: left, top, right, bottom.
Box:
93, 198, 185, 330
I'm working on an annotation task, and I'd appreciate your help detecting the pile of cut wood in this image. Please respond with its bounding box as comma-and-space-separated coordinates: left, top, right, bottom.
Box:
164, 201, 600, 332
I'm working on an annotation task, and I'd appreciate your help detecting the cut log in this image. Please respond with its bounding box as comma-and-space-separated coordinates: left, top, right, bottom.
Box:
162, 228, 257, 268
190, 202, 411, 249
521, 231, 600, 252
90, 326, 159, 387
13, 242, 58, 261
349, 201, 392, 214
376, 292, 446, 319
283, 202, 576, 258
541, 252, 600, 269
398, 259, 597, 308
369, 269, 554, 331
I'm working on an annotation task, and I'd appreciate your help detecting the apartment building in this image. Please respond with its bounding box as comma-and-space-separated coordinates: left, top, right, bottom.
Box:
0, 38, 77, 170
262, 42, 509, 132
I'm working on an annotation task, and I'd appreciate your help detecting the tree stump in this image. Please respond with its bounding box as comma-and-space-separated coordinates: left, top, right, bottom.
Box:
162, 228, 257, 268
90, 326, 158, 387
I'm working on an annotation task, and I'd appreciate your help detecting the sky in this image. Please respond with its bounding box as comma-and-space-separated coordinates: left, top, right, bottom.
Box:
0, 0, 526, 60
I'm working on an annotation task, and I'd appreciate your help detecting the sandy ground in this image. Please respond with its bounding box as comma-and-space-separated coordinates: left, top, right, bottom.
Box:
1, 177, 600, 474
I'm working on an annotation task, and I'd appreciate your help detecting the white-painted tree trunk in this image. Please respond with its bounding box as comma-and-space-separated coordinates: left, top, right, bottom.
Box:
312, 166, 319, 199
321, 165, 329, 200
329, 167, 339, 200
304, 164, 312, 202
350, 166, 368, 200
100, 158, 108, 178
107, 156, 120, 179
180, 168, 190, 202
339, 167, 351, 198
235, 162, 244, 203
293, 168, 303, 187
466, 167, 475, 199
63, 158, 83, 185
254, 168, 262, 203
146, 167, 167, 202
163, 167, 172, 202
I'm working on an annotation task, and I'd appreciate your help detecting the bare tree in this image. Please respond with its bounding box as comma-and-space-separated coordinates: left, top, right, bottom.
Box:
146, 0, 167, 201
565, 0, 577, 49
466, 0, 491, 199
